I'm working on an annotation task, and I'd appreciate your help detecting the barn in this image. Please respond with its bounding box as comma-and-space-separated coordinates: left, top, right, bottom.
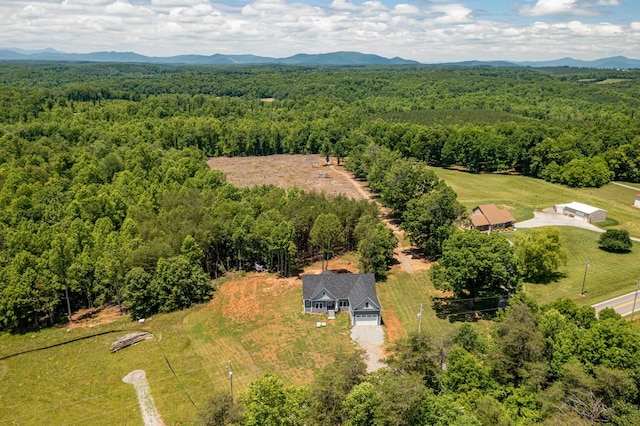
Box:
554, 202, 607, 223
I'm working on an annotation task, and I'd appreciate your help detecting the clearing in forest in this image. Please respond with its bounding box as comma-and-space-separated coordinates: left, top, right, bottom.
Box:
207, 154, 366, 201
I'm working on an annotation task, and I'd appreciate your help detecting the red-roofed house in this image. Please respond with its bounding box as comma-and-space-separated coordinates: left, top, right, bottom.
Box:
470, 204, 516, 233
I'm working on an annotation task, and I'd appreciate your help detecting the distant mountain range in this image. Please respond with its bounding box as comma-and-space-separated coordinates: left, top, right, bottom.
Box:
444, 56, 640, 69
0, 49, 419, 66
0, 48, 639, 69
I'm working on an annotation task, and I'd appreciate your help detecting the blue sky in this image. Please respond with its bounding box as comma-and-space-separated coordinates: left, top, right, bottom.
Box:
1, 0, 639, 62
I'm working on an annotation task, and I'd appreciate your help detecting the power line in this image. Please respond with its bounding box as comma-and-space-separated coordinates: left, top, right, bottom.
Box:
155, 338, 200, 414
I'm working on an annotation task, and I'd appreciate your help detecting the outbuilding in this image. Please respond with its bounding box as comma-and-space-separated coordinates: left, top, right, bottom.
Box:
635, 194, 640, 208
554, 202, 607, 223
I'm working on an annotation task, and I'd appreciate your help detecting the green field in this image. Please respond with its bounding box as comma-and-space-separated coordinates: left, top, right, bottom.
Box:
0, 311, 199, 425
0, 274, 355, 425
429, 167, 640, 238
519, 227, 640, 305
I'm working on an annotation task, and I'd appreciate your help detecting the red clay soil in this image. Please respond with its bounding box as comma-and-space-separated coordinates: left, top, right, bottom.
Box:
67, 306, 124, 329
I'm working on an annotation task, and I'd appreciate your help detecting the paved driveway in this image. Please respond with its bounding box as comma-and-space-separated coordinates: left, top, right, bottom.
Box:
350, 325, 385, 372
516, 209, 605, 233
516, 209, 640, 242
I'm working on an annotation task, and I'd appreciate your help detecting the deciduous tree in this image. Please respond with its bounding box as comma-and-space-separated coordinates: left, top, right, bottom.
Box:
430, 230, 520, 298
514, 227, 568, 282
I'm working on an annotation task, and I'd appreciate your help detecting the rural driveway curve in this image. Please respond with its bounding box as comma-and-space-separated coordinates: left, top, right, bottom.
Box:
515, 209, 605, 232
516, 209, 640, 242
350, 324, 385, 372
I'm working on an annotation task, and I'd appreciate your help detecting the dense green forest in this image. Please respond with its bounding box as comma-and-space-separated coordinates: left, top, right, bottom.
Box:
1, 62, 639, 330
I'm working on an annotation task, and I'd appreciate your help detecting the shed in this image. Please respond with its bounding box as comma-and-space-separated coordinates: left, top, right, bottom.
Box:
302, 271, 381, 326
635, 194, 640, 208
554, 202, 607, 223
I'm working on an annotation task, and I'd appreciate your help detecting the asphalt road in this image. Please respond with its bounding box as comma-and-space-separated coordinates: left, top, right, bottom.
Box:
593, 289, 640, 317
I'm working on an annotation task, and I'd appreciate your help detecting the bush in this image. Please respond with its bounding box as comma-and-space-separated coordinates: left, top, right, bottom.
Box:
599, 229, 632, 253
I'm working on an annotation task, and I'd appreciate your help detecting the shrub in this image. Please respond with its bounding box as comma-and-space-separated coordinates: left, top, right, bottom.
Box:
598, 229, 632, 253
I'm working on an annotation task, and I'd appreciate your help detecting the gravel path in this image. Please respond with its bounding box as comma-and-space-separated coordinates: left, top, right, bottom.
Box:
123, 370, 163, 426
350, 325, 385, 372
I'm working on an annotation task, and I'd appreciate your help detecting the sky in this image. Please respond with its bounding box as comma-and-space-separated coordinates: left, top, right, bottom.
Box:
1, 0, 639, 63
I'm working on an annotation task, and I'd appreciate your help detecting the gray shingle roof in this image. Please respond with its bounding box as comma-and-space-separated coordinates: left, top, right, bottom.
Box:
302, 271, 380, 309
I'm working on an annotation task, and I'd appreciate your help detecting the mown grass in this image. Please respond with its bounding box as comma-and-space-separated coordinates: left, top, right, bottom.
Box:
429, 167, 640, 238
377, 271, 493, 346
0, 274, 356, 425
519, 227, 640, 305
0, 308, 214, 425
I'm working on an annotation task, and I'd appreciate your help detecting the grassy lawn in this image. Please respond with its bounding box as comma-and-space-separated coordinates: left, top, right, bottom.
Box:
0, 273, 355, 425
519, 227, 640, 305
429, 167, 640, 238
0, 314, 184, 425
377, 270, 493, 346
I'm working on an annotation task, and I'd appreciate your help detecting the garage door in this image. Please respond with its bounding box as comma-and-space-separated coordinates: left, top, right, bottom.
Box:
354, 314, 379, 325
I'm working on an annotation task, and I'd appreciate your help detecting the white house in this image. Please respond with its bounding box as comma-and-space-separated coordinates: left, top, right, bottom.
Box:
635, 194, 640, 208
554, 202, 607, 223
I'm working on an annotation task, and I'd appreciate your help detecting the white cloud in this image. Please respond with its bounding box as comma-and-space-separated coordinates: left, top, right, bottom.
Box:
0, 0, 637, 62
104, 1, 135, 14
393, 4, 419, 15
597, 0, 620, 5
519, 0, 596, 17
19, 4, 48, 18
430, 4, 473, 25
151, 0, 206, 5
63, 0, 111, 5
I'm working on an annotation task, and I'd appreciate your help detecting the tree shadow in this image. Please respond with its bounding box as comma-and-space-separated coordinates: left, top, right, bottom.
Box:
432, 296, 503, 323
598, 247, 632, 254
402, 246, 437, 263
526, 271, 567, 284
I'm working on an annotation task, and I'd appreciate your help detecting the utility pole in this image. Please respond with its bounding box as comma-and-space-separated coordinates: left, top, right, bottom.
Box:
227, 360, 234, 401
417, 303, 423, 334
580, 258, 590, 295
632, 280, 640, 322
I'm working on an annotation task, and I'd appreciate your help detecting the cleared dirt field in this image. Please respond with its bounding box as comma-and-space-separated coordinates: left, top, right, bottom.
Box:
207, 154, 366, 201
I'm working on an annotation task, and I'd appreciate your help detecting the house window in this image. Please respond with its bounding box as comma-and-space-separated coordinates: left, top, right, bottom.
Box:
314, 302, 324, 309
340, 300, 349, 307
365, 302, 369, 308
305, 300, 311, 308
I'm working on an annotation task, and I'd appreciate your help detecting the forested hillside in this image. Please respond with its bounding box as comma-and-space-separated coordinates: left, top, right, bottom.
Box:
1, 63, 639, 331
